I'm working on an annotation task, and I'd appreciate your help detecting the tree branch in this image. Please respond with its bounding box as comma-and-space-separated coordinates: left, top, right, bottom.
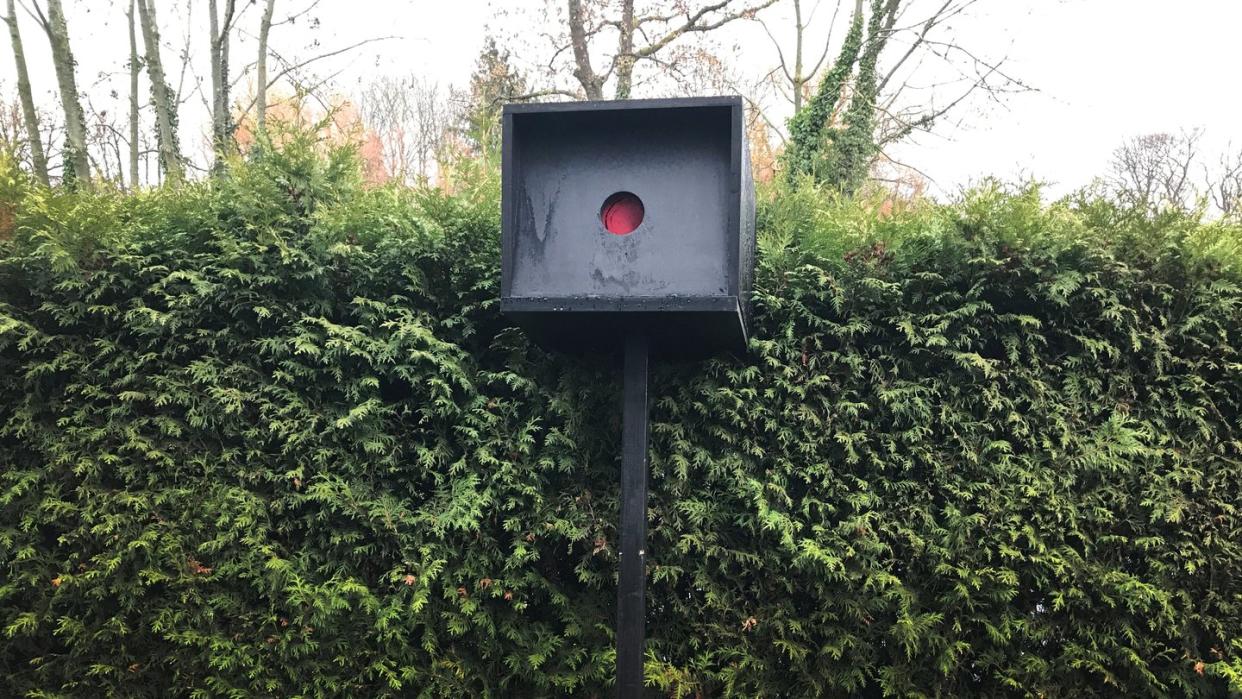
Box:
634, 0, 779, 60
236, 35, 398, 117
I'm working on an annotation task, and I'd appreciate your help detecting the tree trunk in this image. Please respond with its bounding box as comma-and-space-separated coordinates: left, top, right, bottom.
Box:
833, 0, 898, 194
566, 0, 603, 100
42, 0, 90, 187
791, 0, 804, 112
784, 0, 865, 183
136, 0, 183, 183
256, 0, 275, 133
613, 0, 635, 99
126, 0, 140, 189
4, 0, 49, 185
208, 0, 236, 172
209, 0, 221, 168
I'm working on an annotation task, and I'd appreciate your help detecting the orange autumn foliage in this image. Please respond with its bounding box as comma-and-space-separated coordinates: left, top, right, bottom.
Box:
233, 91, 390, 185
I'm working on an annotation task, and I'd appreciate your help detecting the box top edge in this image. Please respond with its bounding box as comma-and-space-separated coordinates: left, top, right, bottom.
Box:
503, 95, 742, 116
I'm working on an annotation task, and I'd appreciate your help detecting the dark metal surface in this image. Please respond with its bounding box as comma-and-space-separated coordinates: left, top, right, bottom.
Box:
617, 334, 649, 698
509, 104, 731, 298
500, 96, 755, 356
504, 94, 741, 115
736, 105, 757, 330
501, 297, 745, 357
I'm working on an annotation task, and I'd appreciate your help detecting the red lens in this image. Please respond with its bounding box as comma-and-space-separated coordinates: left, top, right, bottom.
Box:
600, 192, 644, 235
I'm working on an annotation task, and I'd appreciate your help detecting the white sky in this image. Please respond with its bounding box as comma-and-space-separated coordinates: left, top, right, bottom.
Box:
3, 0, 1240, 197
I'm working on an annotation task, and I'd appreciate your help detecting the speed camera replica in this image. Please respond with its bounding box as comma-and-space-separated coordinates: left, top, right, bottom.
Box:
500, 96, 755, 698
501, 96, 754, 354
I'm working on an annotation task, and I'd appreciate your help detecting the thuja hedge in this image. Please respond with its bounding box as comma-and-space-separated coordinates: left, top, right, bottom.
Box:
1, 142, 1241, 698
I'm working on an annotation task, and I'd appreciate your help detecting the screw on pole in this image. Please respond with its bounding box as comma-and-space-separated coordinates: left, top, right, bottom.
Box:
617, 333, 649, 698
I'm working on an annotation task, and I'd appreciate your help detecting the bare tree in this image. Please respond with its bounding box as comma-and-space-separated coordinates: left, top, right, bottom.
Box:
1097, 132, 1242, 219
29, 0, 89, 187
756, 0, 844, 113
126, 0, 139, 188
762, 0, 1030, 188
1206, 146, 1242, 219
361, 75, 449, 184
4, 0, 49, 184
560, 0, 779, 100
409, 81, 444, 180
208, 0, 239, 171
1105, 131, 1202, 214
255, 0, 276, 132
136, 0, 183, 183
0, 95, 31, 160
869, 1, 1025, 147
234, 0, 394, 131
83, 97, 127, 186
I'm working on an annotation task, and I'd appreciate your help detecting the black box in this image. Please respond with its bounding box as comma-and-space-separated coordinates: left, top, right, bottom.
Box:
500, 96, 755, 356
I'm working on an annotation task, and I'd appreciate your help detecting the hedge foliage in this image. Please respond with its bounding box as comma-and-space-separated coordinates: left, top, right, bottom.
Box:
1, 140, 1241, 697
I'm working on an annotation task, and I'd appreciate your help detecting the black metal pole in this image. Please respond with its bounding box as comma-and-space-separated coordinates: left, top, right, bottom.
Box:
617, 333, 649, 698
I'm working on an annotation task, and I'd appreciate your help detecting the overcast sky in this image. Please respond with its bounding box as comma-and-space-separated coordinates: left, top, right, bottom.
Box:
4, 0, 1239, 197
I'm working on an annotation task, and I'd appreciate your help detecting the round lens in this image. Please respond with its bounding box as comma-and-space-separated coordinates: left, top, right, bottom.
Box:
600, 192, 644, 235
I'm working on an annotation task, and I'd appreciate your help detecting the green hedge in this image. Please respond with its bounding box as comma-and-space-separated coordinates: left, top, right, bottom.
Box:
1, 142, 1241, 697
